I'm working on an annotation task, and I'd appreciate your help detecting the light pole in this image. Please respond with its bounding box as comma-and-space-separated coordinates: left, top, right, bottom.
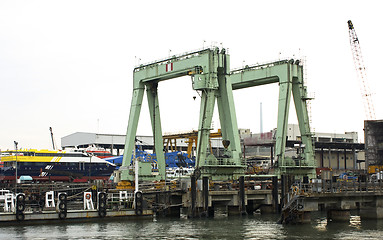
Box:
89, 153, 92, 182
14, 141, 18, 194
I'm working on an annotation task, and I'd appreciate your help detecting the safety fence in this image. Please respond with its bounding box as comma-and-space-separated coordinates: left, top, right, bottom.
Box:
290, 179, 383, 195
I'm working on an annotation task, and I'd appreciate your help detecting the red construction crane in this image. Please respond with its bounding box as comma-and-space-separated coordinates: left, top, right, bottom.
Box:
347, 20, 376, 120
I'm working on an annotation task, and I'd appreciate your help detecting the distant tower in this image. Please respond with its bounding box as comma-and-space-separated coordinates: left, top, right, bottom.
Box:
260, 102, 263, 133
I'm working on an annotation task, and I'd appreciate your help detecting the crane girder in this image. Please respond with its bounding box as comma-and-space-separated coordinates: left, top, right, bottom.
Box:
230, 61, 292, 89
133, 49, 211, 85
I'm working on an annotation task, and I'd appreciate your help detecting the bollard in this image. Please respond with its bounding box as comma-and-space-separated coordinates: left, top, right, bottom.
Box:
57, 193, 67, 220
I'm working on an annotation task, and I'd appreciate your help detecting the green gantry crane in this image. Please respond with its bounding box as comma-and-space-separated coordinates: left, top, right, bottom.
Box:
230, 60, 316, 178
120, 47, 316, 182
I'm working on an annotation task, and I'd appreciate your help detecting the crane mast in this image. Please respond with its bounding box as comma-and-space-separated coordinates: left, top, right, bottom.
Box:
347, 20, 376, 120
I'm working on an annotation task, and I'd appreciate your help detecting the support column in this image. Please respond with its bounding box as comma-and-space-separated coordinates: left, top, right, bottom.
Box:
360, 207, 383, 219
275, 67, 292, 171
239, 176, 246, 215
246, 200, 256, 214
328, 148, 332, 169
147, 83, 165, 179
196, 89, 216, 169
344, 148, 347, 170
203, 176, 209, 217
272, 176, 279, 213
168, 207, 181, 217
327, 209, 351, 222
320, 148, 324, 168
360, 197, 383, 219
260, 205, 275, 214
121, 84, 145, 180
228, 206, 241, 216
281, 175, 287, 208
208, 205, 215, 217
352, 148, 356, 170
190, 175, 196, 218
216, 54, 242, 165
292, 67, 316, 177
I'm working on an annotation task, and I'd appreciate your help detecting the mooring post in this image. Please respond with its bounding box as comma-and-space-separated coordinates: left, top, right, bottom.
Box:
190, 175, 196, 218
272, 176, 279, 213
239, 176, 246, 215
203, 176, 209, 217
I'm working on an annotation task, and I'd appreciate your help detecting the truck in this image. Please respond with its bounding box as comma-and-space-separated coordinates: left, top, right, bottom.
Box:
338, 172, 358, 182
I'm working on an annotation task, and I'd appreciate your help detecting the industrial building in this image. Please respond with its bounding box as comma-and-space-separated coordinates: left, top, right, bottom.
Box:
61, 123, 365, 172
364, 120, 383, 173
61, 131, 224, 156
286, 124, 364, 171
241, 124, 365, 172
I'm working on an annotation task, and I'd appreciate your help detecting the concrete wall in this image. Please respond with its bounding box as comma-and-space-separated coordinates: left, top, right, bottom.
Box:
315, 151, 357, 170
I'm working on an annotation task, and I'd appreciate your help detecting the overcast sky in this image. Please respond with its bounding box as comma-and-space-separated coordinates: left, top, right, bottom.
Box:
1, 0, 382, 150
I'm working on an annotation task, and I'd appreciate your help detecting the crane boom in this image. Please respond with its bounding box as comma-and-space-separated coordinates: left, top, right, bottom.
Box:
347, 20, 376, 120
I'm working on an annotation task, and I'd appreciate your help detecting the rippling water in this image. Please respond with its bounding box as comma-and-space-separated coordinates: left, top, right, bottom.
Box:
1, 212, 383, 239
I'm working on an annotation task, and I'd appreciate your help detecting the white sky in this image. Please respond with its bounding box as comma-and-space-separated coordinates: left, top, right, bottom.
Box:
1, 0, 382, 150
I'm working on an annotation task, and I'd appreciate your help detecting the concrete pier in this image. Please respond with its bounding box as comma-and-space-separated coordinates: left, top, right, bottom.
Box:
0, 209, 153, 224
3, 177, 383, 225
360, 197, 383, 219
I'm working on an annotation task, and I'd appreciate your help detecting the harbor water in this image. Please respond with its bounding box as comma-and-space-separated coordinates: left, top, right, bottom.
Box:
1, 212, 382, 239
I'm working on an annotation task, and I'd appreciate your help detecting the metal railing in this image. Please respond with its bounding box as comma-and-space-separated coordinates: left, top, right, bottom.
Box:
204, 157, 246, 166
294, 179, 383, 195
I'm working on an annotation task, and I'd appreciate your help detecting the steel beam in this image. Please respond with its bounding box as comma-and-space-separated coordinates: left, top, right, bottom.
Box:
216, 54, 242, 164
122, 83, 145, 169
146, 83, 165, 179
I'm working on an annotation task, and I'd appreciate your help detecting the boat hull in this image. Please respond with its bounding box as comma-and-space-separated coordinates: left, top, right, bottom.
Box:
0, 161, 115, 182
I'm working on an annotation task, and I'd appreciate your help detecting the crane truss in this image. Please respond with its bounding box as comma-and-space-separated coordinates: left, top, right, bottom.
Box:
348, 20, 376, 120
